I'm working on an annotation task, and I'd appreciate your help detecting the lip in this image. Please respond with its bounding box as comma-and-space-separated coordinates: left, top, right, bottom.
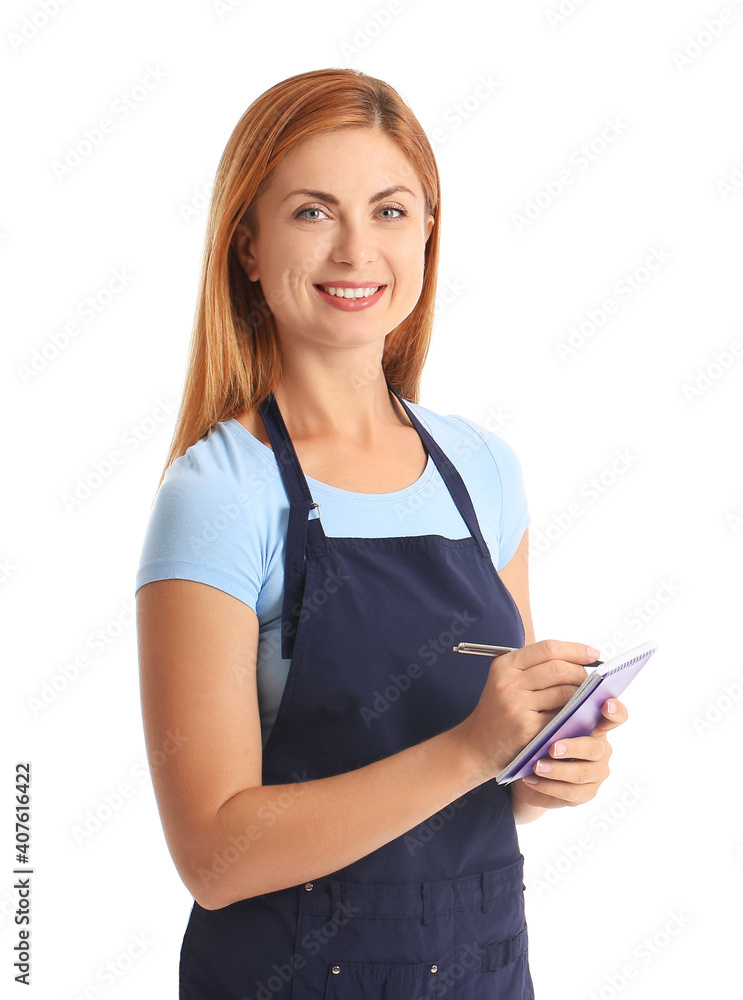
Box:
315, 281, 384, 288
314, 283, 387, 311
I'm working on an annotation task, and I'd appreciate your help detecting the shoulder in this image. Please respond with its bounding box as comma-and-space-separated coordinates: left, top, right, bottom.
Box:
403, 399, 526, 490
135, 420, 285, 607
153, 419, 280, 512
404, 398, 530, 569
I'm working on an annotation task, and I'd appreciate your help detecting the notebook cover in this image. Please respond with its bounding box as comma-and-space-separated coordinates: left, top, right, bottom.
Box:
495, 641, 657, 784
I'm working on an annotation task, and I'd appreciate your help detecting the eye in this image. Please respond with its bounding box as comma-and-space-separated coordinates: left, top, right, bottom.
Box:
294, 202, 408, 223
378, 204, 407, 220
295, 205, 329, 222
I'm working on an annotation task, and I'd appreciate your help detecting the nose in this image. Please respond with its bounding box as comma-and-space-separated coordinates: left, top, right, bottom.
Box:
328, 216, 377, 269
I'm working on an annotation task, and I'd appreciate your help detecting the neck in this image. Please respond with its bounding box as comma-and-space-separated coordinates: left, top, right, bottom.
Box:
269, 347, 408, 444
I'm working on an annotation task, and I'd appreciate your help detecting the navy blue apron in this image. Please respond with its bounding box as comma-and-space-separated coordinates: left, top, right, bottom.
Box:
179, 383, 535, 999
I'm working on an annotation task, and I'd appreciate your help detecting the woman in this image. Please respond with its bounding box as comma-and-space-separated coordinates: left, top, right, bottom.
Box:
135, 68, 628, 1000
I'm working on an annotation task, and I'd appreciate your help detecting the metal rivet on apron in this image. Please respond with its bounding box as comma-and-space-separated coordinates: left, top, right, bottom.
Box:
331, 965, 340, 974
304, 882, 313, 891
430, 964, 438, 973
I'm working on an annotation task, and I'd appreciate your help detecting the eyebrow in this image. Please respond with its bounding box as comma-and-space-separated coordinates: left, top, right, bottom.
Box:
281, 185, 418, 205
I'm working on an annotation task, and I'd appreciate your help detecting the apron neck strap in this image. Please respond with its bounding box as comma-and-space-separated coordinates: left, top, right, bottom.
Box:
257, 381, 493, 560
257, 381, 493, 658
385, 380, 491, 561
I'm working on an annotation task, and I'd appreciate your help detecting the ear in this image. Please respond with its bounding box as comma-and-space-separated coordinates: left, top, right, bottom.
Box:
231, 221, 260, 281
424, 214, 435, 243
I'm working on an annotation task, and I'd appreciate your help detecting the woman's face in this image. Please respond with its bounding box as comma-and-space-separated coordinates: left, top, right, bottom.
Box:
232, 126, 435, 353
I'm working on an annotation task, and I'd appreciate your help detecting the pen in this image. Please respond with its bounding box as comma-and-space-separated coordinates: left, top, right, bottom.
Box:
452, 642, 517, 657
454, 642, 603, 669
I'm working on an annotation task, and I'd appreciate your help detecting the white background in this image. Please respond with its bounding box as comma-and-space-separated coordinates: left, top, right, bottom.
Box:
4, 0, 742, 997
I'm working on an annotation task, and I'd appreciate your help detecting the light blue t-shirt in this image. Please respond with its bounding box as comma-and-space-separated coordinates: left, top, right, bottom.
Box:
134, 401, 530, 749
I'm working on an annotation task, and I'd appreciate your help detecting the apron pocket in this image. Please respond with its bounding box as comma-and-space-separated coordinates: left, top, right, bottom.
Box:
322, 959, 440, 1000
480, 923, 534, 999
481, 923, 528, 970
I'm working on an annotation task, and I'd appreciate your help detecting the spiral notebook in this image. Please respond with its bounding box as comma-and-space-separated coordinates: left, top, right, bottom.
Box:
495, 640, 657, 785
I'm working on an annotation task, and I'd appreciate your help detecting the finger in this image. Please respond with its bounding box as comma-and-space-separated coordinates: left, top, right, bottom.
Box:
512, 780, 563, 809
531, 756, 605, 784
520, 772, 597, 803
508, 639, 601, 671
590, 698, 629, 736
549, 735, 607, 762
527, 683, 584, 713
522, 660, 591, 693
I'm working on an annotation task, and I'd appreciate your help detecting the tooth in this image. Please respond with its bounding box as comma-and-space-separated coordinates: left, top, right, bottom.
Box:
320, 285, 380, 297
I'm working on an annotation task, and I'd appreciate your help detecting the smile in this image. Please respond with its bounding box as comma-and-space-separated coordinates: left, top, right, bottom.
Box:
314, 284, 387, 311
318, 285, 380, 298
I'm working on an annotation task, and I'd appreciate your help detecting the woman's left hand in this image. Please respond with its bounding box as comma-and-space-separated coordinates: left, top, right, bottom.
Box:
514, 698, 629, 808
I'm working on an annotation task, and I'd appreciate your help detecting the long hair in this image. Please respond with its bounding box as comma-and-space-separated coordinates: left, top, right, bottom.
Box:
155, 68, 441, 496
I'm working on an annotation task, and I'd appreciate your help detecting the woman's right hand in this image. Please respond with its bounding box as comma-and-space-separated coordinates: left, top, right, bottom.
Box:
453, 639, 601, 781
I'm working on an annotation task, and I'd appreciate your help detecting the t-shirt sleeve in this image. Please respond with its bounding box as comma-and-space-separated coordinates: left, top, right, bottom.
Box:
134, 453, 264, 612
491, 436, 530, 569
448, 415, 531, 570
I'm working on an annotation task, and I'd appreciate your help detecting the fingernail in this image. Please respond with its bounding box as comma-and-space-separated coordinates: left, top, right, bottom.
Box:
552, 742, 567, 756
586, 646, 601, 659
607, 700, 617, 714
523, 775, 538, 785
535, 760, 552, 774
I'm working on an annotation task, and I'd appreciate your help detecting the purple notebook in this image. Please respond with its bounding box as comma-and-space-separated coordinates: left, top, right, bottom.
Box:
495, 641, 657, 785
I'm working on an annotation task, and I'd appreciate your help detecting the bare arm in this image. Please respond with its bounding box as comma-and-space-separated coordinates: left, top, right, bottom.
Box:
137, 579, 495, 911
138, 554, 595, 909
